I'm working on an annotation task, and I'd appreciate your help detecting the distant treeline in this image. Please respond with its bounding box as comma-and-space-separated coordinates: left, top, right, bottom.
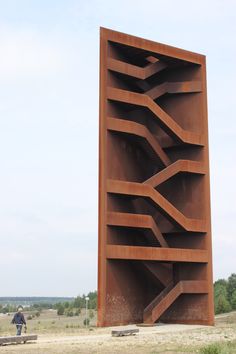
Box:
1, 277, 236, 317
55, 291, 97, 317
214, 273, 236, 314
0, 297, 74, 306
0, 291, 97, 315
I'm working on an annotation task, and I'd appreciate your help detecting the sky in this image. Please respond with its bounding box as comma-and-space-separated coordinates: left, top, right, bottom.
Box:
0, 0, 235, 296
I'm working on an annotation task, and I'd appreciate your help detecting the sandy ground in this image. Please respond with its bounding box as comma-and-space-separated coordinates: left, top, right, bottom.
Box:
1, 312, 236, 353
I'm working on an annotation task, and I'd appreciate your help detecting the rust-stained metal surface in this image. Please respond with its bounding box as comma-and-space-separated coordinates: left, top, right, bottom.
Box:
98, 28, 214, 326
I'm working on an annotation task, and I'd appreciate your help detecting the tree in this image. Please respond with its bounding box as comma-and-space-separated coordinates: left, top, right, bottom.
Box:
215, 294, 231, 314
87, 291, 97, 310
74, 296, 83, 309
57, 304, 64, 316
231, 290, 236, 310
214, 283, 227, 299
214, 279, 228, 288
73, 291, 97, 309
214, 282, 231, 314
227, 273, 236, 303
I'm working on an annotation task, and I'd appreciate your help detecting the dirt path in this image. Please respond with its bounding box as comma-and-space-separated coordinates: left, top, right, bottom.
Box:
1, 314, 236, 354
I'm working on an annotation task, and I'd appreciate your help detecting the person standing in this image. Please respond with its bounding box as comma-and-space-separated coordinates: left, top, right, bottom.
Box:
11, 306, 27, 335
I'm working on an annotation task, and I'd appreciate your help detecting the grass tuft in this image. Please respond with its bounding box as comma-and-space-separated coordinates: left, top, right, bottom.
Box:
200, 341, 236, 354
200, 343, 221, 354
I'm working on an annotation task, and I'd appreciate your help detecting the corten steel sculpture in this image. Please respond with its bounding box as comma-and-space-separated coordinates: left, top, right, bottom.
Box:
98, 27, 214, 326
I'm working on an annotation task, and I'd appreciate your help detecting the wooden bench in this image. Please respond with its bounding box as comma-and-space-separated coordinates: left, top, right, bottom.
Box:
0, 335, 37, 345
111, 328, 139, 337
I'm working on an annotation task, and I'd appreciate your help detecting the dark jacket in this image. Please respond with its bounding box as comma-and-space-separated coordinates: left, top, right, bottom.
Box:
11, 312, 26, 325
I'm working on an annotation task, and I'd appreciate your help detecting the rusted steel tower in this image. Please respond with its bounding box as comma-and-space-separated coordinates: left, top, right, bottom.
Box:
98, 28, 214, 326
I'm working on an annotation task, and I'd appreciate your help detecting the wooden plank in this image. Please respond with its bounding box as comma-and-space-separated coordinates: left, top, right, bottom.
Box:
0, 334, 37, 345
111, 328, 139, 337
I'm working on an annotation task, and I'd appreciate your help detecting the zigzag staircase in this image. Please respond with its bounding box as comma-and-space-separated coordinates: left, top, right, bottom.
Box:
106, 54, 208, 323
143, 281, 208, 324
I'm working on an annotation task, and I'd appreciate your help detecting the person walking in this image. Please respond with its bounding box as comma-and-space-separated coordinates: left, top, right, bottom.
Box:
11, 306, 27, 335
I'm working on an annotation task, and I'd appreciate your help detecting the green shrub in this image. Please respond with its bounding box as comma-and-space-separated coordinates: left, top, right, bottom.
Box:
74, 308, 81, 316
57, 304, 64, 316
65, 309, 74, 317
83, 318, 90, 326
200, 343, 221, 354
